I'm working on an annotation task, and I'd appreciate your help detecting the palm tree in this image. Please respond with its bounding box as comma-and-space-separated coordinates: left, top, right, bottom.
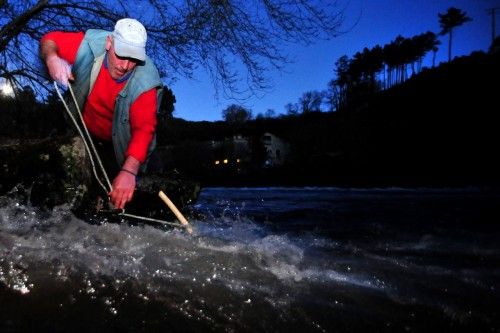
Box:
438, 7, 472, 62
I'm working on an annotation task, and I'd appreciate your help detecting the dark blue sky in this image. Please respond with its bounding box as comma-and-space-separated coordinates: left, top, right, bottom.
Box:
172, 0, 500, 121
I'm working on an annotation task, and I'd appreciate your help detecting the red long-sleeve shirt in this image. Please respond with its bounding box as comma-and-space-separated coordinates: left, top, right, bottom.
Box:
41, 31, 157, 163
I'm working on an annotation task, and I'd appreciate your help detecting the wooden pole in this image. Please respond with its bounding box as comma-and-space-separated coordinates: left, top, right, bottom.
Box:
158, 191, 193, 234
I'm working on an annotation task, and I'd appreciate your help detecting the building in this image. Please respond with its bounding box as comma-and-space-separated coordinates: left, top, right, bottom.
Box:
261, 132, 290, 167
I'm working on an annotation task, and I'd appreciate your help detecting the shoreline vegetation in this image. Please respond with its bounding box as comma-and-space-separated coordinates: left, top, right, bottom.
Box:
152, 50, 500, 189
1, 50, 499, 202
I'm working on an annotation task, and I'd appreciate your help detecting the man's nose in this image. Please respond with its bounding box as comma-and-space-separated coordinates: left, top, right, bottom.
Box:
119, 59, 132, 70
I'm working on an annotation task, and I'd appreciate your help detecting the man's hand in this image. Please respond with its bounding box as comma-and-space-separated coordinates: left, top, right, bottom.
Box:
40, 39, 74, 87
46, 54, 74, 87
109, 170, 136, 209
109, 156, 141, 210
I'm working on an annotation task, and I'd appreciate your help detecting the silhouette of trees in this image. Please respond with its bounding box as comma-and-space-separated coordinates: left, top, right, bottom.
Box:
325, 31, 440, 111
0, 84, 66, 138
384, 32, 440, 83
222, 104, 253, 124
265, 109, 276, 118
316, 8, 476, 113
411, 32, 440, 71
299, 91, 323, 113
348, 46, 385, 100
256, 108, 276, 119
156, 85, 176, 143
325, 79, 339, 112
158, 86, 176, 122
490, 36, 500, 54
282, 90, 325, 115
285, 102, 299, 116
330, 55, 350, 110
438, 7, 472, 62
0, 0, 345, 100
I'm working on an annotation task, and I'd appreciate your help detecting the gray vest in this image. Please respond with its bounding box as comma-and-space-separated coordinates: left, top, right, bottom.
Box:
71, 29, 162, 170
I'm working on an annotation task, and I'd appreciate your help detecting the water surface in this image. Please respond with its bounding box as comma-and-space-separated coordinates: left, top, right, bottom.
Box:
1, 187, 499, 332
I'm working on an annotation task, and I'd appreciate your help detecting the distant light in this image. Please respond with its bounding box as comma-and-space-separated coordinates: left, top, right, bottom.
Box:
0, 80, 14, 97
223, 159, 228, 164
215, 160, 220, 165
236, 159, 240, 163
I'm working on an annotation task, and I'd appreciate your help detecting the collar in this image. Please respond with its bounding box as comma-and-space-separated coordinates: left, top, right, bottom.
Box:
104, 52, 133, 83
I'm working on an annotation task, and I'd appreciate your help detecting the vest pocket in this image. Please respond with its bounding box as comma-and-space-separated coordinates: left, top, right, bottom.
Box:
116, 98, 129, 124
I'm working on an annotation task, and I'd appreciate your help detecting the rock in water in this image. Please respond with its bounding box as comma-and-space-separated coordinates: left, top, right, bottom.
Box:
0, 135, 200, 220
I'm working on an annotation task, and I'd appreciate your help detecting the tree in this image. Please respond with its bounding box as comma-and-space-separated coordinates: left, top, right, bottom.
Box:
0, 1, 345, 100
256, 108, 276, 119
332, 55, 350, 109
299, 90, 323, 113
490, 36, 500, 54
156, 85, 176, 142
222, 104, 252, 124
325, 79, 340, 112
438, 7, 472, 62
327, 31, 441, 110
264, 108, 275, 118
158, 86, 176, 121
284, 102, 298, 116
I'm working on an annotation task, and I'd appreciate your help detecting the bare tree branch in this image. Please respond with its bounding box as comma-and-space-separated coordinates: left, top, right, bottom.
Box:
0, 0, 345, 100
0, 0, 48, 52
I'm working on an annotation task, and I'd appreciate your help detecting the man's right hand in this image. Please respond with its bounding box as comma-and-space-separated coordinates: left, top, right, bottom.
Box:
46, 54, 74, 87
109, 170, 137, 210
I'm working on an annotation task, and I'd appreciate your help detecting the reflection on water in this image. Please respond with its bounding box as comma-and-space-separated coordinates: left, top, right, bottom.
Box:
0, 187, 499, 332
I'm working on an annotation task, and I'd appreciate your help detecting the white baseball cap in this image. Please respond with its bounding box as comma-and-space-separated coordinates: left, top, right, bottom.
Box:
112, 18, 147, 61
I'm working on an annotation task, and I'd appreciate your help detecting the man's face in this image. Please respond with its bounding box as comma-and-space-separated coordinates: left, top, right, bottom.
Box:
105, 36, 139, 80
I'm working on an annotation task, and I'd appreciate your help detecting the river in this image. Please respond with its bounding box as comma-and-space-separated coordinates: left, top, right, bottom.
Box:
1, 187, 499, 332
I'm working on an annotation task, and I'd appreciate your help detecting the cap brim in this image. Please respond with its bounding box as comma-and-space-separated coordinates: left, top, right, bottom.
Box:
113, 39, 146, 61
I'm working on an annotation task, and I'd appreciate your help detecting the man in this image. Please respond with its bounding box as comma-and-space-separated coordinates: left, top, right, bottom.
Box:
40, 18, 163, 209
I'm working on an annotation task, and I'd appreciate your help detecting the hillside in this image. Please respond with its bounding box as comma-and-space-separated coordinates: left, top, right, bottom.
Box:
158, 50, 500, 187
334, 50, 500, 187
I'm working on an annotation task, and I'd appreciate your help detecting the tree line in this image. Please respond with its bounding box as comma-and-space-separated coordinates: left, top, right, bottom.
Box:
220, 7, 474, 121
0, 4, 480, 137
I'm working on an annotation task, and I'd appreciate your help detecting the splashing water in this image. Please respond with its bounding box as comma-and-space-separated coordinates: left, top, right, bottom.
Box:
0, 187, 499, 332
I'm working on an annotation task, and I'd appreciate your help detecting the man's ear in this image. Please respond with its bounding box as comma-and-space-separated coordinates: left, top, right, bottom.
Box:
105, 36, 112, 51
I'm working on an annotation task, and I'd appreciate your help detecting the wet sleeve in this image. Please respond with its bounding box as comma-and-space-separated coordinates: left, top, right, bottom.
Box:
40, 31, 85, 64
125, 89, 158, 164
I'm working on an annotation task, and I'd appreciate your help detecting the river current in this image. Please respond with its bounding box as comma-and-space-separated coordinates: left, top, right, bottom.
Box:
0, 187, 499, 332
